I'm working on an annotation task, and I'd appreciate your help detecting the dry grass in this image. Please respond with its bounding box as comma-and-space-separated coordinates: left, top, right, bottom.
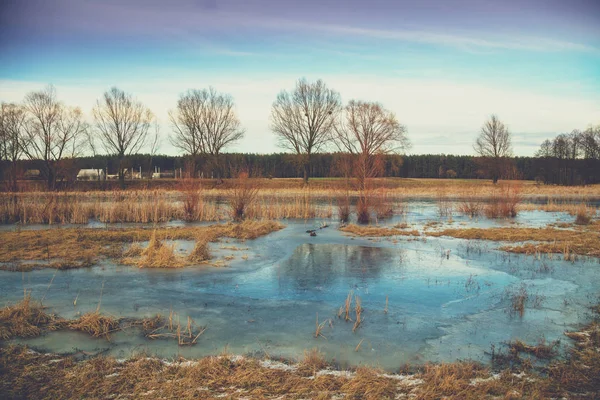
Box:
0, 293, 64, 340
68, 312, 120, 339
340, 224, 420, 237
508, 338, 560, 359
429, 224, 600, 257
0, 221, 284, 270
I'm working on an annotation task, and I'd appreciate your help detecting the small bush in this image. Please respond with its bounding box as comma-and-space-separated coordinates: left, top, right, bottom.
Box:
228, 172, 259, 221
575, 206, 594, 225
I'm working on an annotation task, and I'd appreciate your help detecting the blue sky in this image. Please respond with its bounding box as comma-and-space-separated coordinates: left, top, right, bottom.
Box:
1, 0, 599, 156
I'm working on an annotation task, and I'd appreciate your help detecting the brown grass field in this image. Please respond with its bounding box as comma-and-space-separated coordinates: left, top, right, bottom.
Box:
0, 220, 284, 270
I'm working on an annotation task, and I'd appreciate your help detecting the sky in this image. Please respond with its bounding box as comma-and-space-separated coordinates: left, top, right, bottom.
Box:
0, 0, 599, 156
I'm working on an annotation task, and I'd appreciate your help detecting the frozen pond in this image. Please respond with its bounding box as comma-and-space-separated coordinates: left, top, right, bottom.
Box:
1, 217, 599, 370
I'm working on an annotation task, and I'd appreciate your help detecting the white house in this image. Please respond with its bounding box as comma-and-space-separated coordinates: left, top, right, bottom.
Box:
77, 169, 105, 181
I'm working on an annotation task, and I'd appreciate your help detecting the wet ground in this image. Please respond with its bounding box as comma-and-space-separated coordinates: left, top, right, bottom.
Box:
1, 202, 598, 371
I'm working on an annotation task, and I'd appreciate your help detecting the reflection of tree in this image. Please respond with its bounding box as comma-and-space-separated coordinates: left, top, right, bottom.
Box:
277, 244, 398, 292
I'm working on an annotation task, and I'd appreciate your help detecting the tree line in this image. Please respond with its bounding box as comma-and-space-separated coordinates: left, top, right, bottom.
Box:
1, 78, 598, 190
6, 152, 599, 185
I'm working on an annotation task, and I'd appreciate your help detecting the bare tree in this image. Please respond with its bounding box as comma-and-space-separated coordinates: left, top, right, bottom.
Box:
93, 87, 154, 187
335, 100, 409, 190
270, 78, 341, 184
0, 103, 27, 191
170, 88, 244, 178
22, 86, 88, 190
474, 115, 512, 184
169, 90, 205, 177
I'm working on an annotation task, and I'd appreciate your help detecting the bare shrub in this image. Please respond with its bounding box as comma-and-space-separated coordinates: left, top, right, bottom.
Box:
373, 189, 394, 220
179, 180, 203, 222
458, 199, 483, 218
337, 195, 351, 222
229, 171, 259, 221
485, 184, 521, 219
356, 196, 370, 224
436, 190, 453, 219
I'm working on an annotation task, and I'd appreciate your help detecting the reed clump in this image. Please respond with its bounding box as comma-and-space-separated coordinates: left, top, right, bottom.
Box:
0, 293, 64, 340
137, 230, 184, 268
68, 312, 120, 339
188, 233, 212, 263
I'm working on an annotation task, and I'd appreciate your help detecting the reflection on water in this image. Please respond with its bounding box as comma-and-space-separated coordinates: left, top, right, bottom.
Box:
277, 244, 399, 292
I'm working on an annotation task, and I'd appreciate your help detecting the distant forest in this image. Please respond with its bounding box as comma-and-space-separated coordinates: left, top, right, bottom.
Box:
7, 153, 600, 185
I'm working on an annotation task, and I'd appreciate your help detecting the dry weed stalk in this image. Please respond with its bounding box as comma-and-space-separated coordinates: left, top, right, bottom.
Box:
355, 338, 365, 352
342, 291, 354, 322
145, 310, 206, 346
353, 296, 363, 332
314, 313, 327, 339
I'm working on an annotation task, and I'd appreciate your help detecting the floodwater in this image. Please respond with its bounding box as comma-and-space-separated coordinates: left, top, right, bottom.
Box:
0, 205, 599, 371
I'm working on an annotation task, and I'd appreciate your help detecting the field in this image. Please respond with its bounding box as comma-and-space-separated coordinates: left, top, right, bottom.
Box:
1, 178, 599, 399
